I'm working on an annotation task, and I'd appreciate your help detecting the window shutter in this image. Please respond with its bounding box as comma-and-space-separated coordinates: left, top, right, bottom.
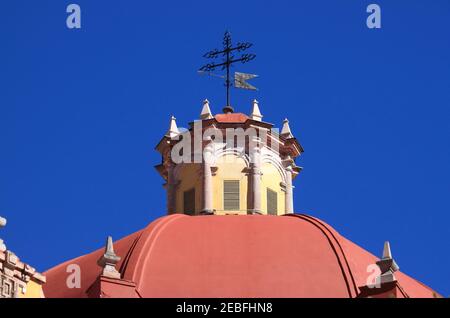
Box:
267, 188, 278, 215
224, 180, 240, 211
183, 188, 196, 215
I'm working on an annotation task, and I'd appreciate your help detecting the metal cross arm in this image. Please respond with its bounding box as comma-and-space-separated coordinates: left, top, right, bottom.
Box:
199, 54, 256, 72
203, 42, 253, 59
199, 31, 256, 108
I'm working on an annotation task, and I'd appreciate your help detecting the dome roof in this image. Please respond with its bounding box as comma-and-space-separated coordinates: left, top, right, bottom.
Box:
43, 214, 438, 298
214, 112, 249, 123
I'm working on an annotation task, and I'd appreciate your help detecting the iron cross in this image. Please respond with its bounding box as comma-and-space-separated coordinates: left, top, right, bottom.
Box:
199, 31, 256, 110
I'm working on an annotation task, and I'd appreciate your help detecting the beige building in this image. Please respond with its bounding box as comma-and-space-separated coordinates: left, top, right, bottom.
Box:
0, 217, 46, 298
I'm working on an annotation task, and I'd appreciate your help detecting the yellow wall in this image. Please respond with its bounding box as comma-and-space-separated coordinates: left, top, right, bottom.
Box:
175, 163, 202, 215
261, 162, 285, 215
173, 155, 285, 215
213, 154, 248, 215
18, 280, 44, 298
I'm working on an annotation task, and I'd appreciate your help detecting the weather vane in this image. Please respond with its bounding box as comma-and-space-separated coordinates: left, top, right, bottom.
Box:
199, 31, 257, 113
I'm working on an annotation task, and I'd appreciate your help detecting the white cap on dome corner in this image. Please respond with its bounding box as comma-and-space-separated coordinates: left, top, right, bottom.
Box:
382, 241, 392, 259
165, 115, 180, 139
200, 99, 213, 120
0, 216, 6, 252
0, 216, 6, 228
250, 99, 263, 121
281, 118, 294, 139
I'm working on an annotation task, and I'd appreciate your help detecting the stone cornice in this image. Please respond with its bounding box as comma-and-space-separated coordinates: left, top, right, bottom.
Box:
0, 249, 46, 285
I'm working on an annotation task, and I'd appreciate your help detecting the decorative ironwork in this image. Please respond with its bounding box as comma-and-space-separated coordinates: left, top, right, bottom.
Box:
199, 31, 256, 110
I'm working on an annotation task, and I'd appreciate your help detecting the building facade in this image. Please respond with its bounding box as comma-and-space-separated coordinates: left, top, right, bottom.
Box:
0, 217, 46, 298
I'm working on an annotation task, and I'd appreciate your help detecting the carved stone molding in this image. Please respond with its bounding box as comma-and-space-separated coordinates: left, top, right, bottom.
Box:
0, 249, 46, 298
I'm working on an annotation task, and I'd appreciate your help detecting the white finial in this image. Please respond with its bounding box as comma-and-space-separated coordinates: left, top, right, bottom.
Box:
381, 241, 399, 271
382, 241, 392, 259
200, 99, 213, 120
0, 216, 6, 228
97, 236, 121, 279
281, 118, 294, 139
375, 241, 399, 284
166, 115, 180, 139
0, 216, 7, 252
250, 99, 263, 121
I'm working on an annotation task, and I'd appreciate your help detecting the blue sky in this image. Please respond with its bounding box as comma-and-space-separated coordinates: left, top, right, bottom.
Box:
1, 1, 449, 296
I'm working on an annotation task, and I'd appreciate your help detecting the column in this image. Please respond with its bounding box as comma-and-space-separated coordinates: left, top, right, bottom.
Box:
201, 143, 214, 214
166, 161, 177, 214
285, 166, 294, 214
201, 160, 214, 214
250, 136, 262, 214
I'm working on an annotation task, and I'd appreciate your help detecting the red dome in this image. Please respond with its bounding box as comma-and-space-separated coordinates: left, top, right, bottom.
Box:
43, 214, 438, 298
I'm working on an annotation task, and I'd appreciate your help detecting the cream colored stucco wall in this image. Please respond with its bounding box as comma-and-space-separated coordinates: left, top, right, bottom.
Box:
175, 163, 202, 214
261, 162, 285, 215
213, 154, 248, 215
173, 155, 286, 215
17, 280, 45, 298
